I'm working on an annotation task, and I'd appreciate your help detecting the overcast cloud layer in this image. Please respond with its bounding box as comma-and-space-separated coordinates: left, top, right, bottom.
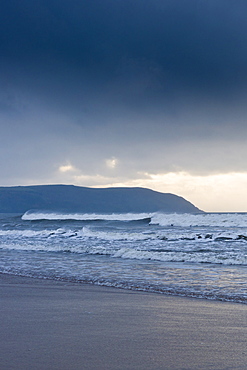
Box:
1, 1, 247, 210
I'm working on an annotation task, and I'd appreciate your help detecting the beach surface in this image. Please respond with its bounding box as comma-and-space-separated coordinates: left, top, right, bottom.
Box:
0, 273, 246, 370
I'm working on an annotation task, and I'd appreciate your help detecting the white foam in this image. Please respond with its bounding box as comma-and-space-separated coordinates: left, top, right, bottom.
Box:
22, 211, 153, 221
0, 228, 75, 239
1, 225, 246, 243
0, 229, 52, 238
112, 248, 246, 265
82, 226, 154, 241
150, 212, 247, 227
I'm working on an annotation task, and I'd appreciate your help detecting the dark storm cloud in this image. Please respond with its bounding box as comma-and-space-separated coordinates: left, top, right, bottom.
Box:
1, 0, 247, 185
2, 0, 247, 89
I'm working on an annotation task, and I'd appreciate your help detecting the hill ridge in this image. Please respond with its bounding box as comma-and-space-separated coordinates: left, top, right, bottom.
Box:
0, 185, 203, 213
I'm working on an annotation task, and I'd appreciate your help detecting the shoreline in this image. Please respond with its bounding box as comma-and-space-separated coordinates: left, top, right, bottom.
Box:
1, 271, 246, 305
1, 273, 246, 369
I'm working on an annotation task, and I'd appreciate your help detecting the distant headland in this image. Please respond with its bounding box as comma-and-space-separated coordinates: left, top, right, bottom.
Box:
0, 185, 203, 213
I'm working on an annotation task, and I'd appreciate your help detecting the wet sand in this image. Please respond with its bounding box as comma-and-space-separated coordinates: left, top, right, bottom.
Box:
0, 273, 246, 370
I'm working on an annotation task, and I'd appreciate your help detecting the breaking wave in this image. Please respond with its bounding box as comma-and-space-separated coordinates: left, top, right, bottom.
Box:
1, 211, 246, 303
21, 210, 247, 228
22, 210, 153, 222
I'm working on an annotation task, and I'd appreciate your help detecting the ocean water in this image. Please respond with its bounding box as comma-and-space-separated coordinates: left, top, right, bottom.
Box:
0, 211, 246, 304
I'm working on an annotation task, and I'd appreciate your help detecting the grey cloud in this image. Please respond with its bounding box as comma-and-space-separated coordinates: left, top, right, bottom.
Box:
1, 0, 247, 185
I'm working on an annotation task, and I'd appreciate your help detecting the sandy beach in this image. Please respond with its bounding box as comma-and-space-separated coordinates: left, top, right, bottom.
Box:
0, 273, 246, 370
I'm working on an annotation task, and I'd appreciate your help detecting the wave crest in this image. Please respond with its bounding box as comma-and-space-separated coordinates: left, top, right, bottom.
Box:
21, 210, 153, 222
22, 210, 247, 227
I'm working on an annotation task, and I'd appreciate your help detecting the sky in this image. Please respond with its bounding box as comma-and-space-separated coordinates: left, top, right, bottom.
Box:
1, 0, 247, 212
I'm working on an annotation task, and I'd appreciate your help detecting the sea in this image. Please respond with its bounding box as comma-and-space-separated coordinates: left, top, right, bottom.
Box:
0, 211, 246, 304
